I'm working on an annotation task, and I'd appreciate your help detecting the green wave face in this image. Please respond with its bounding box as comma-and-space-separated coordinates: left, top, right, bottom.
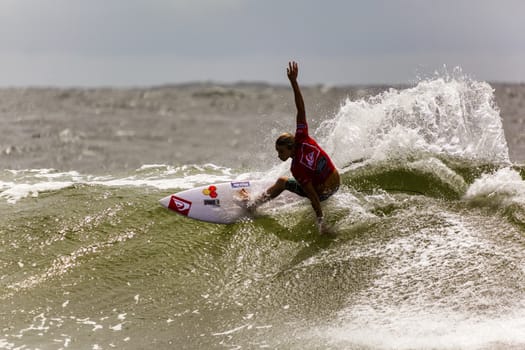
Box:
1, 158, 525, 349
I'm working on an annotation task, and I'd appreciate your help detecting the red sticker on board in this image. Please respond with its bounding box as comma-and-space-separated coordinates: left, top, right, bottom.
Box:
168, 195, 192, 216
202, 185, 218, 198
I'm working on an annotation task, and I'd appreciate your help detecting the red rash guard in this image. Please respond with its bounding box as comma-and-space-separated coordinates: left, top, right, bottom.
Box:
291, 122, 336, 188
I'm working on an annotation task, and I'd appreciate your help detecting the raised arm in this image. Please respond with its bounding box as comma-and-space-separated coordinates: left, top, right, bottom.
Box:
287, 61, 306, 125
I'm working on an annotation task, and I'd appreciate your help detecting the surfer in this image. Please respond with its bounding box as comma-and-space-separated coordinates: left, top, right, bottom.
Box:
248, 61, 340, 234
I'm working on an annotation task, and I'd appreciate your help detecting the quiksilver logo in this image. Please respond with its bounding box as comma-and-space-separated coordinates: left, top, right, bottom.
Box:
174, 199, 189, 211
300, 144, 320, 170
305, 151, 315, 167
169, 196, 192, 216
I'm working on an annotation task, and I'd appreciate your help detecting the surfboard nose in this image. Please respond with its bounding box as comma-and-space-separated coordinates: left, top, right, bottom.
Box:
159, 195, 171, 209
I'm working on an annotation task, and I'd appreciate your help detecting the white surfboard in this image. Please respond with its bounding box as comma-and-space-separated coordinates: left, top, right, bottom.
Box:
159, 180, 274, 224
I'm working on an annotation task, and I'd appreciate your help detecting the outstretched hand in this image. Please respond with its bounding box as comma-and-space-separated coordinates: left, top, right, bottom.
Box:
287, 61, 298, 82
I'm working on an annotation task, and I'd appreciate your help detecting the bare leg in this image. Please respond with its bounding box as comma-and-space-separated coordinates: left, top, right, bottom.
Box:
265, 176, 288, 199
248, 176, 288, 211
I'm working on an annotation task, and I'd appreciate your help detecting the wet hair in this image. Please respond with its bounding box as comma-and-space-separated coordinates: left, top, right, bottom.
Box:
275, 133, 295, 150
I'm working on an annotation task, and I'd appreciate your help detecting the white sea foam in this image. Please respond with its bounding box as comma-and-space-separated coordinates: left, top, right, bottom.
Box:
316, 76, 509, 167
0, 164, 255, 204
314, 208, 525, 349
463, 167, 525, 207
0, 181, 75, 204
321, 310, 525, 350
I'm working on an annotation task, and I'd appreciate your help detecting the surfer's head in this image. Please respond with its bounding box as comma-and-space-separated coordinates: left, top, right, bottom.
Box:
275, 133, 295, 161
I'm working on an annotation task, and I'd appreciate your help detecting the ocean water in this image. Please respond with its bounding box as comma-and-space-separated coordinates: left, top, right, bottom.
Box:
1, 77, 525, 350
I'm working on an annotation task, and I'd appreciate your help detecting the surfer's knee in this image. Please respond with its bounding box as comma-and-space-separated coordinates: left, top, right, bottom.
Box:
265, 176, 288, 199
276, 176, 288, 190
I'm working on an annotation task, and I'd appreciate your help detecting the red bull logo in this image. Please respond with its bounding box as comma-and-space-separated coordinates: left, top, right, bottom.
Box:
202, 185, 218, 198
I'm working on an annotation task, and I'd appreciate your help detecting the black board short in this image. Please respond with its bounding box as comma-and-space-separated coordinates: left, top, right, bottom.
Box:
285, 178, 339, 201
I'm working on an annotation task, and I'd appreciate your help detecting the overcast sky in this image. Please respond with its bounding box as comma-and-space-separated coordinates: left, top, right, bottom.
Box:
1, 0, 524, 86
